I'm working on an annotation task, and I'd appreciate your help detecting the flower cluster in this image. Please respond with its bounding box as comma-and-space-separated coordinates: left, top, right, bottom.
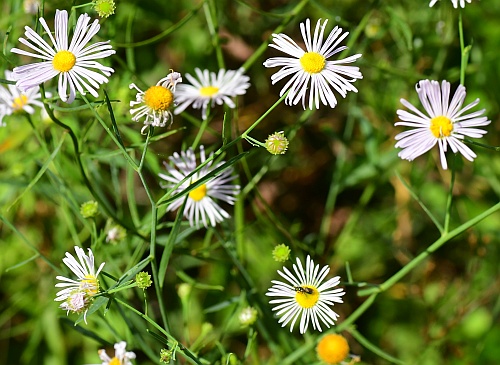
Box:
55, 246, 105, 323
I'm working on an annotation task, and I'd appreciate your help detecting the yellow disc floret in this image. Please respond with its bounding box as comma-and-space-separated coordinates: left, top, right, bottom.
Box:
80, 274, 99, 296
295, 285, 319, 308
300, 52, 326, 74
12, 95, 28, 111
200, 86, 219, 97
189, 183, 207, 201
144, 86, 174, 112
316, 334, 350, 364
52, 50, 77, 72
430, 115, 453, 138
108, 357, 121, 365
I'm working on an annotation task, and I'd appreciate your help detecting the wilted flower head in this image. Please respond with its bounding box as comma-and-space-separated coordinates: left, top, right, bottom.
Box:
130, 71, 182, 134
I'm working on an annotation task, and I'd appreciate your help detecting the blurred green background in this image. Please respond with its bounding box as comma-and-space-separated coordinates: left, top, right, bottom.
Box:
1, 0, 500, 364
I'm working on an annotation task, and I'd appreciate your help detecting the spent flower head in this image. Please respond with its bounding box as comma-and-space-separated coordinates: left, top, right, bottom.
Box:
174, 68, 250, 120
80, 200, 99, 218
0, 70, 48, 127
266, 255, 345, 334
11, 10, 115, 103
91, 341, 136, 365
395, 79, 490, 170
265, 131, 289, 155
159, 145, 240, 228
130, 71, 182, 134
93, 0, 116, 18
272, 243, 291, 262
55, 246, 105, 323
263, 18, 362, 110
135, 272, 152, 290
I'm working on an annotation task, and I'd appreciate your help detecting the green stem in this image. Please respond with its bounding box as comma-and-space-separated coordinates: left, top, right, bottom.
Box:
358, 200, 500, 296
349, 327, 405, 365
443, 156, 456, 234
458, 12, 470, 86
115, 298, 203, 365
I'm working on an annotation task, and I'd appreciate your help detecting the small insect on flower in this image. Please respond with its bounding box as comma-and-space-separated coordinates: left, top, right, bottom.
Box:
266, 255, 345, 334
294, 286, 314, 294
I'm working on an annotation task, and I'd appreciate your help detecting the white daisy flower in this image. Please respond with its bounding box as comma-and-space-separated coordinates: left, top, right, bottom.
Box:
90, 341, 136, 365
0, 70, 49, 126
263, 18, 362, 110
429, 0, 472, 8
174, 68, 250, 120
395, 79, 490, 170
266, 255, 345, 334
11, 9, 115, 103
129, 71, 182, 134
159, 145, 240, 228
55, 246, 105, 323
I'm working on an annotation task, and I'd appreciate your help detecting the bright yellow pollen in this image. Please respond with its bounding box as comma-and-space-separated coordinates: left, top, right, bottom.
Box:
144, 86, 174, 112
12, 95, 28, 111
80, 274, 99, 296
300, 52, 326, 74
430, 115, 453, 138
316, 334, 350, 364
52, 50, 76, 72
295, 285, 319, 308
109, 357, 121, 365
189, 183, 207, 202
199, 86, 219, 97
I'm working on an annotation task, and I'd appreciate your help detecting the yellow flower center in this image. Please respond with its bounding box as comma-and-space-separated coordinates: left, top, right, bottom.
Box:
295, 285, 319, 308
144, 86, 174, 112
189, 183, 207, 202
316, 334, 350, 364
430, 115, 453, 138
52, 50, 76, 72
12, 95, 28, 111
109, 357, 121, 365
80, 274, 99, 296
300, 52, 326, 74
199, 86, 219, 97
